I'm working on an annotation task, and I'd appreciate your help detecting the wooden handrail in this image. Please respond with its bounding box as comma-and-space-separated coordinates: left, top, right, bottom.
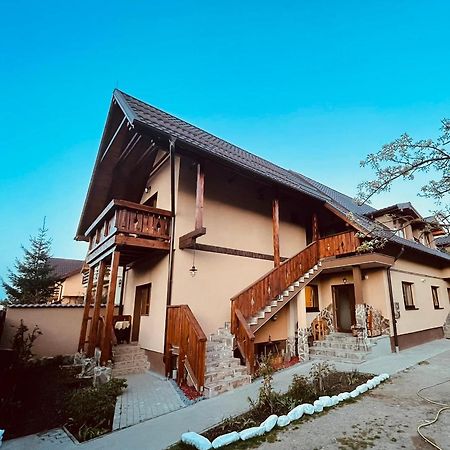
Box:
230, 230, 359, 370
165, 305, 206, 391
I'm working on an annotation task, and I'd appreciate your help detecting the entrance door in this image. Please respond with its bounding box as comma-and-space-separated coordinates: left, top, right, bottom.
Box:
332, 284, 356, 333
132, 283, 151, 341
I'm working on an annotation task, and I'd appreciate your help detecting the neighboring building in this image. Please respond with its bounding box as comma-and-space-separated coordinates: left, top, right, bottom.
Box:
50, 258, 85, 304
436, 235, 450, 253
75, 90, 450, 395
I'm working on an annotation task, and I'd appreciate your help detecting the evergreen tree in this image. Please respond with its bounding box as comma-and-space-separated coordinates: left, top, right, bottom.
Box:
2, 221, 57, 304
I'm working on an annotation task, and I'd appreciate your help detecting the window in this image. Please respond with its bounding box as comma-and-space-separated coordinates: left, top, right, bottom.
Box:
305, 285, 319, 312
402, 282, 416, 310
139, 283, 152, 316
431, 286, 440, 309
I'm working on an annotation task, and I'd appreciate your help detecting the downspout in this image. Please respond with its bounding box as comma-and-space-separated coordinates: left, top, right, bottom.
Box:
387, 245, 404, 353
163, 137, 176, 370
166, 136, 177, 307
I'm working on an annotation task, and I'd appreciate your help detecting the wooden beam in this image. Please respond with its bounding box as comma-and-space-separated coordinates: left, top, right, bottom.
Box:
101, 251, 120, 365
87, 260, 107, 356
352, 265, 364, 305
195, 164, 205, 230
100, 116, 127, 162
312, 212, 320, 241
179, 227, 207, 249
272, 198, 280, 267
78, 267, 94, 352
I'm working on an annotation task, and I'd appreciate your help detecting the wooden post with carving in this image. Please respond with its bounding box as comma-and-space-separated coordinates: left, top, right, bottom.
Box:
78, 267, 94, 352
88, 260, 106, 356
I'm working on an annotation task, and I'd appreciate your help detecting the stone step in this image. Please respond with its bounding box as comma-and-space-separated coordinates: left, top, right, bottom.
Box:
206, 350, 234, 361
203, 374, 251, 398
113, 357, 150, 369
112, 363, 150, 377
113, 353, 149, 364
113, 345, 144, 356
206, 357, 242, 370
205, 365, 248, 384
309, 347, 367, 362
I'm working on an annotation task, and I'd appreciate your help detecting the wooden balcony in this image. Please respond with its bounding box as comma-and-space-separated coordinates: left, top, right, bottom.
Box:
84, 199, 172, 266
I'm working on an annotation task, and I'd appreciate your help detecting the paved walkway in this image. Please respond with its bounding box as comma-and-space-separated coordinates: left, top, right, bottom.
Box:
112, 372, 185, 430
3, 338, 450, 450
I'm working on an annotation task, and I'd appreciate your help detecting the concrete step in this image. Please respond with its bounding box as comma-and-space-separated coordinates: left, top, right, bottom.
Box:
206, 350, 234, 361
113, 354, 149, 366
112, 363, 150, 377
113, 344, 143, 355
205, 365, 248, 384
203, 374, 251, 398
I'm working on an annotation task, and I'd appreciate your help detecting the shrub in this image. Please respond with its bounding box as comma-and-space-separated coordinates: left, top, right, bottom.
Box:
310, 361, 335, 394
65, 378, 127, 441
11, 320, 42, 363
286, 374, 315, 404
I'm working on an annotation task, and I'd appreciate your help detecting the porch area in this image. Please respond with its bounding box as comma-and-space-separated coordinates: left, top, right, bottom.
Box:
78, 199, 172, 365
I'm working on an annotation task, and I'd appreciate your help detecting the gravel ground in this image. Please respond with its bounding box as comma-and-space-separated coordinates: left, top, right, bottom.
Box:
257, 349, 450, 450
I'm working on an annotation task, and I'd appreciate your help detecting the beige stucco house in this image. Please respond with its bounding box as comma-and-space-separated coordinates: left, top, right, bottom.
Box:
75, 90, 450, 395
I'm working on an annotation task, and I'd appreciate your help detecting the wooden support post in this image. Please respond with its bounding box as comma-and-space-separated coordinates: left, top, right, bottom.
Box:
195, 163, 205, 230
312, 212, 319, 242
78, 267, 94, 352
352, 265, 364, 305
87, 260, 106, 356
272, 198, 280, 267
101, 251, 120, 365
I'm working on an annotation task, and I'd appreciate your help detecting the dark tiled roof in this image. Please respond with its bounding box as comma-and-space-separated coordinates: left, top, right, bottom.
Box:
113, 90, 450, 263
114, 90, 328, 203
7, 304, 84, 308
49, 258, 84, 280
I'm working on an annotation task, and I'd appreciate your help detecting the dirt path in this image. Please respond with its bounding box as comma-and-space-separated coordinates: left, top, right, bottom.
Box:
257, 350, 450, 450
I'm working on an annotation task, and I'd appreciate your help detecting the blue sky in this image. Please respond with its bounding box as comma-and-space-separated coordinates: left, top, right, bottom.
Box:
1, 1, 449, 296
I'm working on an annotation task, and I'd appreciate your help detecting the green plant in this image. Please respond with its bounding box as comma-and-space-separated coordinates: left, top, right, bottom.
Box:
286, 374, 315, 404
65, 378, 127, 441
11, 319, 42, 362
310, 361, 335, 394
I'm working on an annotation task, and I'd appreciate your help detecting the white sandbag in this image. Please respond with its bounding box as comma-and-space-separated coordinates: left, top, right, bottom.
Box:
260, 415, 278, 433
331, 395, 340, 405
277, 415, 291, 427
356, 384, 368, 394
379, 373, 389, 381
341, 392, 351, 400
319, 396, 333, 407
302, 403, 315, 415
212, 432, 240, 448
350, 389, 360, 398
181, 432, 212, 450
337, 393, 346, 402
313, 400, 324, 412
366, 380, 375, 389
287, 405, 304, 421
371, 377, 381, 386
0, 429, 3, 448
239, 426, 265, 441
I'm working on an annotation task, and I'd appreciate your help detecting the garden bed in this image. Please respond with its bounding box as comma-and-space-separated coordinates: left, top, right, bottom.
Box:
170, 361, 375, 450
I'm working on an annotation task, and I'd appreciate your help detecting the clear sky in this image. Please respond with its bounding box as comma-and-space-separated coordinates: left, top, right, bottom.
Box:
1, 1, 449, 297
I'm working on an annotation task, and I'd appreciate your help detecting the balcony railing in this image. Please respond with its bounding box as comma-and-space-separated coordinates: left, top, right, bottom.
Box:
85, 199, 172, 263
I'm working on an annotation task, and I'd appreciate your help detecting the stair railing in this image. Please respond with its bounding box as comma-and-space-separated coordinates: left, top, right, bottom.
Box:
165, 305, 207, 392
234, 309, 255, 375
230, 230, 359, 372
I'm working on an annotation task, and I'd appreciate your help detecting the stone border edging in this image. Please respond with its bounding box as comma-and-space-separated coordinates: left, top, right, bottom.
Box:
181, 373, 390, 449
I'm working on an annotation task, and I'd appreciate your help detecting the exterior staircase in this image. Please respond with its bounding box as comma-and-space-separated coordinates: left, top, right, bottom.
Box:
249, 262, 322, 333
112, 343, 150, 377
310, 332, 371, 363
203, 324, 251, 398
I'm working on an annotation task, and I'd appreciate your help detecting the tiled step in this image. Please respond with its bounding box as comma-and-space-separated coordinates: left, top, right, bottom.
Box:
112, 363, 150, 377
112, 344, 150, 376
203, 374, 251, 398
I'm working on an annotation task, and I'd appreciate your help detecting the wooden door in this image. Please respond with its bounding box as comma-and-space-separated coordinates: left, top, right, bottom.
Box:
332, 284, 356, 333
132, 283, 151, 342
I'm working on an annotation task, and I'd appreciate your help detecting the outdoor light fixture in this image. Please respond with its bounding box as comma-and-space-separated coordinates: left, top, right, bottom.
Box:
189, 245, 197, 277
343, 277, 347, 284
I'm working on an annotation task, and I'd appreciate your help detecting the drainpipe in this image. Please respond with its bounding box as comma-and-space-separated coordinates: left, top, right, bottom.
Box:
163, 137, 176, 371
387, 245, 404, 353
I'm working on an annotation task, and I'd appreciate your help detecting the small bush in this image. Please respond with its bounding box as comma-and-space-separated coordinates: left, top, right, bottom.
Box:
11, 320, 42, 363
65, 378, 127, 441
286, 374, 315, 404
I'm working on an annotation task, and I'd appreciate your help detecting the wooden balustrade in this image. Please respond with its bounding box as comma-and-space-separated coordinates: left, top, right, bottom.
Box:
234, 309, 255, 374
85, 199, 172, 264
230, 230, 359, 371
165, 305, 207, 392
